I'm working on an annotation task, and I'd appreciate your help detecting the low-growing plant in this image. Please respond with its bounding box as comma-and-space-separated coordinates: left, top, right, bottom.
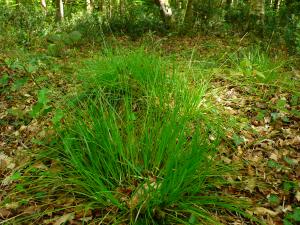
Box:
222, 46, 299, 97
10, 49, 254, 224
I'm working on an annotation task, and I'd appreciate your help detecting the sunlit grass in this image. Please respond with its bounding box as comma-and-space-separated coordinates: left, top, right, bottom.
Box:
6, 48, 254, 224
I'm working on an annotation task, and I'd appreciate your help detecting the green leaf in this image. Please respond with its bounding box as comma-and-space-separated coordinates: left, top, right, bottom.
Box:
37, 88, 49, 105
26, 64, 38, 73
256, 110, 266, 121
283, 218, 293, 225
11, 172, 21, 181
11, 77, 28, 91
69, 31, 82, 43
291, 95, 299, 106
271, 112, 280, 121
188, 214, 197, 224
232, 134, 244, 146
292, 208, 300, 221
267, 194, 280, 205
284, 156, 297, 166
15, 184, 25, 191
291, 109, 300, 117
129, 112, 136, 121
30, 102, 43, 118
282, 116, 290, 123
276, 99, 287, 111
0, 74, 9, 85
255, 70, 266, 79
283, 181, 295, 192
19, 199, 29, 205
267, 160, 281, 169
52, 109, 64, 125
35, 192, 46, 199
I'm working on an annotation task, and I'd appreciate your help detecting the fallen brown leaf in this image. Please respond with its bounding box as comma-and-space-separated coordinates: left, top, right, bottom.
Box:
53, 213, 75, 225
253, 207, 278, 216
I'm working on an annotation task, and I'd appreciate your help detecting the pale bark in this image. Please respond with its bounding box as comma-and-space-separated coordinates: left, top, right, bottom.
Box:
56, 0, 64, 21
108, 0, 112, 19
86, 0, 94, 13
154, 0, 173, 25
99, 0, 103, 12
41, 0, 47, 14
157, 0, 172, 17
250, 0, 265, 18
119, 0, 125, 16
273, 0, 281, 11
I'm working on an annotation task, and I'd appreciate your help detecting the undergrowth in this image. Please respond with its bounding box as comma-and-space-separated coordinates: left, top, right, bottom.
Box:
9, 49, 254, 224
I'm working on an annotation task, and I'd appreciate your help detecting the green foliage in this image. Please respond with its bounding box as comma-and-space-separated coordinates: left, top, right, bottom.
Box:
46, 31, 82, 57
0, 4, 53, 48
284, 15, 300, 54
30, 88, 52, 118
228, 48, 276, 82
32, 49, 251, 223
284, 208, 300, 225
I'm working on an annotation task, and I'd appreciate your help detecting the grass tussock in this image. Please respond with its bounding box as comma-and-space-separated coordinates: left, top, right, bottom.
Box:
23, 49, 251, 224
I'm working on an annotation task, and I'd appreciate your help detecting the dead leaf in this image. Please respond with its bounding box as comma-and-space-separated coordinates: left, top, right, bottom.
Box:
0, 209, 11, 218
269, 153, 278, 161
245, 178, 256, 193
295, 191, 300, 202
5, 202, 19, 210
53, 213, 74, 225
23, 205, 41, 215
221, 156, 232, 164
253, 207, 278, 216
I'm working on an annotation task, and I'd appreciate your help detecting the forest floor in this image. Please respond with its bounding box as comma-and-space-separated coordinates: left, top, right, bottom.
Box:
0, 35, 300, 224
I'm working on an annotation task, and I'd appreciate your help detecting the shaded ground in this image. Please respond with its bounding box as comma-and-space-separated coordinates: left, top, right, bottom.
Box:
0, 36, 299, 224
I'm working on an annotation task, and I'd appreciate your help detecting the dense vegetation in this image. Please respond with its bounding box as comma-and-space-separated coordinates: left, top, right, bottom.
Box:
0, 0, 299, 224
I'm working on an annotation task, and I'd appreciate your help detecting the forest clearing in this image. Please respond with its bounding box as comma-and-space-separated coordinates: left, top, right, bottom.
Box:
0, 0, 300, 224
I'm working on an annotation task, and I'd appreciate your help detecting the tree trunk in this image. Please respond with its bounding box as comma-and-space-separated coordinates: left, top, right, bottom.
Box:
41, 0, 47, 14
184, 0, 194, 29
225, 0, 231, 9
250, 0, 265, 21
108, 0, 112, 19
86, 0, 93, 13
249, 0, 265, 35
98, 0, 103, 12
273, 0, 281, 11
119, 0, 125, 16
56, 0, 64, 21
16, 0, 20, 9
154, 0, 174, 26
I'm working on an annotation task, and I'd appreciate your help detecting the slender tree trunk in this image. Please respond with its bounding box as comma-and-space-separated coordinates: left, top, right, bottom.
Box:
183, 0, 194, 29
86, 0, 94, 13
249, 0, 265, 34
56, 0, 64, 21
98, 0, 103, 12
16, 0, 20, 9
226, 0, 231, 9
119, 0, 125, 16
154, 0, 173, 27
41, 0, 47, 14
250, 0, 265, 19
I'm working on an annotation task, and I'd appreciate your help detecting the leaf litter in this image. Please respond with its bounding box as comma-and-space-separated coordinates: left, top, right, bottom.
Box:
1, 38, 300, 224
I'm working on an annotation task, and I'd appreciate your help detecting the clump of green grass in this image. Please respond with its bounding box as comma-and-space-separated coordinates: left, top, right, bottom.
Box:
227, 47, 282, 82
15, 49, 252, 224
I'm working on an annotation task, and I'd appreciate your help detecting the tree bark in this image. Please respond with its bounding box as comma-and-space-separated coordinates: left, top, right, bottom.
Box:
184, 0, 194, 29
86, 0, 94, 13
119, 0, 125, 16
41, 0, 47, 14
56, 0, 64, 21
154, 0, 174, 26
